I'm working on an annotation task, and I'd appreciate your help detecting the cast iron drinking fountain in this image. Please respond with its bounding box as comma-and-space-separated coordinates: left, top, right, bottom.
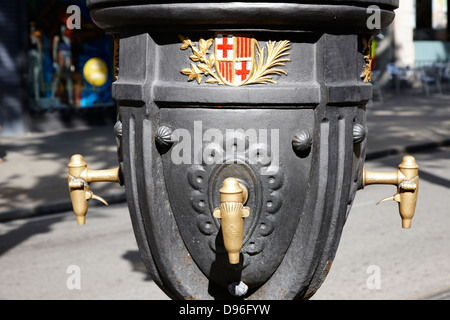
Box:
67, 1, 419, 299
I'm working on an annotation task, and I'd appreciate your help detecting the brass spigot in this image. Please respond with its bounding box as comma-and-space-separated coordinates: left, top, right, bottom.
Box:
68, 154, 120, 225
213, 178, 250, 264
362, 155, 419, 229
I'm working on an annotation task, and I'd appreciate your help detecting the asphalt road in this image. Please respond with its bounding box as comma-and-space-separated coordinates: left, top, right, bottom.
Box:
313, 147, 450, 300
1, 148, 449, 300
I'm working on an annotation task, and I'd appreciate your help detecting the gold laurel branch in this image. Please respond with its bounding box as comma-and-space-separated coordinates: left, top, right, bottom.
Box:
113, 34, 120, 81
181, 64, 202, 84
179, 35, 222, 84
179, 36, 291, 86
247, 40, 291, 85
360, 36, 373, 83
361, 64, 372, 83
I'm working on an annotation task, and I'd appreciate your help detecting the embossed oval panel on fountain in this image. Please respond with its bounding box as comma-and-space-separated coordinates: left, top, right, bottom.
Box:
159, 107, 314, 288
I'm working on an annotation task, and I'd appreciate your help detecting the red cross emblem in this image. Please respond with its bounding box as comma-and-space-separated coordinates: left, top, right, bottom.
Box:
215, 34, 255, 86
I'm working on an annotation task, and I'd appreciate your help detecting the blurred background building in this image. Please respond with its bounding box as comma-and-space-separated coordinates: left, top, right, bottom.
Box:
398, 0, 449, 67
0, 0, 115, 137
0, 0, 449, 137
372, 0, 449, 95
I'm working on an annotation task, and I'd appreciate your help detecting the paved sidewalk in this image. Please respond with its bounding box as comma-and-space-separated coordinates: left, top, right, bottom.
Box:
0, 125, 125, 222
365, 92, 450, 159
1, 92, 449, 222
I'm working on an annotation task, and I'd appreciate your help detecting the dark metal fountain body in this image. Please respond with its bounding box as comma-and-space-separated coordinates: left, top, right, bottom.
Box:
86, 0, 398, 299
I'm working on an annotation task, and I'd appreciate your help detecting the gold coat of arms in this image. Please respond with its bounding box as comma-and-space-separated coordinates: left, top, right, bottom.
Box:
180, 33, 291, 86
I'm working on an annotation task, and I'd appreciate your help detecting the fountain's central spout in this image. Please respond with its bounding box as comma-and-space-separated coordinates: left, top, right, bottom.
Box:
213, 178, 250, 264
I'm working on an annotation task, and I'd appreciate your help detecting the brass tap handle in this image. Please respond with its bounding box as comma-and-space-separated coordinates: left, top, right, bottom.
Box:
68, 154, 120, 225
362, 156, 419, 229
213, 178, 250, 264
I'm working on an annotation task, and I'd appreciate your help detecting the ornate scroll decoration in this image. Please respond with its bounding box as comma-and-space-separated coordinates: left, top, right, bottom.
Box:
360, 35, 373, 83
179, 34, 291, 86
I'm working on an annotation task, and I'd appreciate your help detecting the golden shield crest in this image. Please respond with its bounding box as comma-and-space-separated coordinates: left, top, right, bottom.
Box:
180, 33, 291, 86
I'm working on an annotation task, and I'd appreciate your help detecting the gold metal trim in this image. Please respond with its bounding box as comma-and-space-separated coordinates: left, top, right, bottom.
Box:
113, 34, 119, 81
361, 35, 373, 83
179, 34, 290, 86
213, 178, 250, 264
362, 156, 419, 229
68, 154, 120, 225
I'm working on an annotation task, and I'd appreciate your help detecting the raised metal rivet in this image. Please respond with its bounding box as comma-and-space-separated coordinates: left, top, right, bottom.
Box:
353, 124, 367, 144
292, 130, 312, 157
155, 126, 174, 146
114, 121, 122, 139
